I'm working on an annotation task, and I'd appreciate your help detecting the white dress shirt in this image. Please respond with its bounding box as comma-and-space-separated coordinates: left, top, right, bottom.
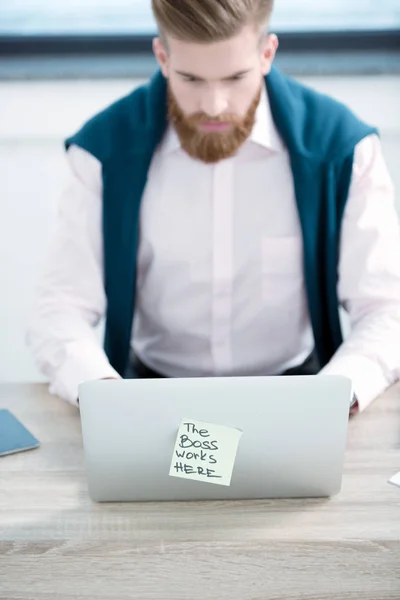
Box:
27, 85, 400, 411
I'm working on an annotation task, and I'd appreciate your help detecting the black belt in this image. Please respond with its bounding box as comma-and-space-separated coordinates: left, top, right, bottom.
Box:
130, 351, 320, 379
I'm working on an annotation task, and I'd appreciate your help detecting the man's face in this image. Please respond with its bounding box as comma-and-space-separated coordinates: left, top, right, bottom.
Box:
154, 25, 278, 162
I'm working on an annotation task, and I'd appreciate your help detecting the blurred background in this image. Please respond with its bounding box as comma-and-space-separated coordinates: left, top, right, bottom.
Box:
0, 1, 399, 384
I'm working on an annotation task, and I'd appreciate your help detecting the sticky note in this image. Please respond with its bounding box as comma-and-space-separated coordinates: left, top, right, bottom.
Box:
169, 418, 242, 486
389, 472, 400, 488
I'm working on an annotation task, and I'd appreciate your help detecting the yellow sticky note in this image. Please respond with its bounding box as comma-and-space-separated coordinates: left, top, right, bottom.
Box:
169, 418, 242, 486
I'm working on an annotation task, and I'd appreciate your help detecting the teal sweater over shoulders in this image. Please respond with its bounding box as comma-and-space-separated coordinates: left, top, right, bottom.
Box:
66, 67, 377, 376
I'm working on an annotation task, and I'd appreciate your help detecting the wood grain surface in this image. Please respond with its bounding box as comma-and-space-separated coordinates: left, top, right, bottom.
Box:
1, 383, 400, 600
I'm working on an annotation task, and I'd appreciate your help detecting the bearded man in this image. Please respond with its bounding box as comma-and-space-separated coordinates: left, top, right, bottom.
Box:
27, 0, 400, 414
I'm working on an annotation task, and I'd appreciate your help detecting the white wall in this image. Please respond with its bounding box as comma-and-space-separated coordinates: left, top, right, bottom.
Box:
1, 76, 399, 383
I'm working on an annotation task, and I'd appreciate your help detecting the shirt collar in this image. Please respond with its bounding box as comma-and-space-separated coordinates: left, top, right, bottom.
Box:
160, 121, 181, 154
160, 81, 284, 156
249, 82, 284, 153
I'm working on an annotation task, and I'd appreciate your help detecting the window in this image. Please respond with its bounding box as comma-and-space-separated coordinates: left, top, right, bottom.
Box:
1, 0, 399, 36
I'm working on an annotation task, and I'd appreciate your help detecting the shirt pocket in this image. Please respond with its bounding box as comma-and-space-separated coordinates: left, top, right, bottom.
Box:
261, 237, 304, 304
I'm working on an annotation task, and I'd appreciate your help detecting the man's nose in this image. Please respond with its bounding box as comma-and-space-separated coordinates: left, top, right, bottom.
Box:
200, 89, 228, 118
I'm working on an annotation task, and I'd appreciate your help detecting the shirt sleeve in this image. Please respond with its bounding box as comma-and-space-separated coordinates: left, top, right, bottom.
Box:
320, 134, 400, 411
26, 145, 120, 406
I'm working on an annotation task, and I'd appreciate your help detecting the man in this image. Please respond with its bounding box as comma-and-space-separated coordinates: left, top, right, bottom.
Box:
27, 0, 400, 413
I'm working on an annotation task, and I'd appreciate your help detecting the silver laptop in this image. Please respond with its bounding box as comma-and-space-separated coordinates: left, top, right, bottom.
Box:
78, 375, 352, 502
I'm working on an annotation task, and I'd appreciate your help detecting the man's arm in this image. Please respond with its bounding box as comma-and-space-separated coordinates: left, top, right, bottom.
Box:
320, 134, 400, 412
26, 146, 120, 406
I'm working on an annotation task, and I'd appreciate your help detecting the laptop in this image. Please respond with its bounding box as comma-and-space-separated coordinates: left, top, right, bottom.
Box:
78, 375, 352, 502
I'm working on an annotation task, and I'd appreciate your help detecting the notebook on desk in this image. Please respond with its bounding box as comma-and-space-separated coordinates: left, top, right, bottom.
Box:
0, 409, 40, 457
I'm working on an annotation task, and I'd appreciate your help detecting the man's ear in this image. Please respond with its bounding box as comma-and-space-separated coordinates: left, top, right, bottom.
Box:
260, 33, 279, 76
153, 37, 169, 78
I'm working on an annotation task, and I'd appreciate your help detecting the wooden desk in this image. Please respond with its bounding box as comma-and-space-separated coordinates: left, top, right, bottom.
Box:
1, 383, 399, 600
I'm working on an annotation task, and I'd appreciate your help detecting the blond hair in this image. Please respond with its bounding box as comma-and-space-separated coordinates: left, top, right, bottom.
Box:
151, 0, 274, 44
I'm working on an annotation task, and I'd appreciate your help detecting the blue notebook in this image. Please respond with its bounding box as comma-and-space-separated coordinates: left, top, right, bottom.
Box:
0, 409, 40, 456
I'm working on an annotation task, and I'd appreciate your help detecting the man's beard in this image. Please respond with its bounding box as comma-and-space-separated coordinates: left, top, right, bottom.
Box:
168, 84, 262, 164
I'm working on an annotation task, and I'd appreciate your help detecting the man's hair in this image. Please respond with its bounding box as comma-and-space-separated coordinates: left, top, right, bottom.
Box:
151, 0, 274, 44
